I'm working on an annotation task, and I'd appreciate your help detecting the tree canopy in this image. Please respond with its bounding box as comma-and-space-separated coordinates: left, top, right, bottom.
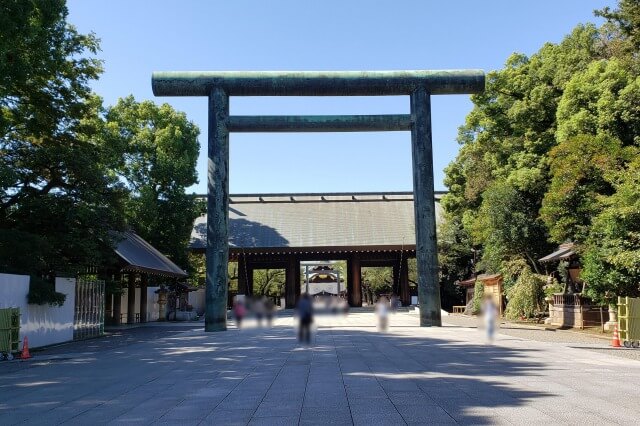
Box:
0, 0, 124, 275
440, 0, 640, 309
1, 1, 200, 283
103, 96, 200, 270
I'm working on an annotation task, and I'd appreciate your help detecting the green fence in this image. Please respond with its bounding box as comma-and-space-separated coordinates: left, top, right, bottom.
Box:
618, 297, 640, 344
0, 308, 20, 357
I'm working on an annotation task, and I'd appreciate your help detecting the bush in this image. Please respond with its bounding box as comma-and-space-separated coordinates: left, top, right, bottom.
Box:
505, 268, 546, 320
472, 281, 484, 315
27, 276, 67, 307
544, 277, 563, 298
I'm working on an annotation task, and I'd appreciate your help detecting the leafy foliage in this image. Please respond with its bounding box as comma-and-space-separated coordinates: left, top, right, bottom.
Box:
504, 265, 546, 320
1, 3, 200, 288
541, 134, 632, 244
103, 96, 200, 271
581, 157, 640, 304
27, 276, 66, 307
0, 1, 126, 277
543, 278, 563, 299
436, 214, 471, 310
361, 267, 392, 303
596, 0, 640, 54
442, 1, 640, 310
253, 269, 285, 297
471, 281, 484, 315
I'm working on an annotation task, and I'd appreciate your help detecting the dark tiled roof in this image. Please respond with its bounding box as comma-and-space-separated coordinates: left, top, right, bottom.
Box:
458, 273, 502, 288
539, 243, 575, 263
113, 231, 187, 278
190, 192, 443, 250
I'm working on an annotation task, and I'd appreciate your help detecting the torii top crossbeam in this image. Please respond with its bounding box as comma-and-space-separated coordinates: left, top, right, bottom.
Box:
152, 70, 484, 96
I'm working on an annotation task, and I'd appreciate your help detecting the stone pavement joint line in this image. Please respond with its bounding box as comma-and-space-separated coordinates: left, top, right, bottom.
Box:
1, 311, 640, 425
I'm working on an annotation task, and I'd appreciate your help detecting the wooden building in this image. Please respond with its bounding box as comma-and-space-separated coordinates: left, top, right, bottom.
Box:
107, 231, 188, 324
190, 192, 444, 308
539, 243, 603, 329
457, 273, 504, 315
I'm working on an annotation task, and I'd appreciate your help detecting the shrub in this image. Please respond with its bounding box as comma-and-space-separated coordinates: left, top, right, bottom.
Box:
27, 276, 66, 307
472, 281, 485, 315
505, 268, 546, 320
544, 277, 563, 298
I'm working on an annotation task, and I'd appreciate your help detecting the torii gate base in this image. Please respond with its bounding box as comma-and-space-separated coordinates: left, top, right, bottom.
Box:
152, 70, 485, 331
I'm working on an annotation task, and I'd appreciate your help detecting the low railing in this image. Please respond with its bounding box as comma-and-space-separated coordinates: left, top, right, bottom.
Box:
553, 293, 586, 307
452, 306, 466, 314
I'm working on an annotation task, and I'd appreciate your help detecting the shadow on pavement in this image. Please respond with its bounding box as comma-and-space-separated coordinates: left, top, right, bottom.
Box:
0, 322, 552, 425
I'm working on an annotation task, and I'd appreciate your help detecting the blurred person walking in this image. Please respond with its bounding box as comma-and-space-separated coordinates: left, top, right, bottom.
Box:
233, 296, 246, 329
296, 293, 314, 344
376, 296, 389, 331
254, 296, 266, 327
482, 295, 497, 343
265, 297, 276, 327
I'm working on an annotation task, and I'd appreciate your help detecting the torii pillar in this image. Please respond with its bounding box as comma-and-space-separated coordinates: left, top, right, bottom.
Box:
152, 70, 485, 330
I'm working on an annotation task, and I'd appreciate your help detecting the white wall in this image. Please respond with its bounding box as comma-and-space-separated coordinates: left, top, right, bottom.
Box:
307, 282, 339, 295
0, 273, 76, 349
118, 287, 160, 322
119, 287, 140, 319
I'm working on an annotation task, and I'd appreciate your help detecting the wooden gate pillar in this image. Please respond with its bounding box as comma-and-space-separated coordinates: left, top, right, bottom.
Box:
113, 284, 122, 325
105, 291, 113, 324
285, 257, 300, 308
238, 256, 249, 296
347, 255, 362, 307
127, 273, 136, 324
393, 260, 400, 297
400, 256, 410, 306
247, 266, 254, 297
139, 274, 148, 323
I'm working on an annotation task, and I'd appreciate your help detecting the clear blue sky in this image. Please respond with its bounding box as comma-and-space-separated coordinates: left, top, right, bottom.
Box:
67, 0, 615, 194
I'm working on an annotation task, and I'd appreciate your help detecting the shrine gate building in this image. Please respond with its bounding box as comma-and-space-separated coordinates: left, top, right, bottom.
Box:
190, 191, 443, 308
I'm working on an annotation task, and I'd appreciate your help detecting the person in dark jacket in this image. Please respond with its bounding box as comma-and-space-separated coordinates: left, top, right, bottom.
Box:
296, 293, 314, 344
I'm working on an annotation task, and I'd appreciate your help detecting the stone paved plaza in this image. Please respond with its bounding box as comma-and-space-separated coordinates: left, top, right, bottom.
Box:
2, 311, 640, 425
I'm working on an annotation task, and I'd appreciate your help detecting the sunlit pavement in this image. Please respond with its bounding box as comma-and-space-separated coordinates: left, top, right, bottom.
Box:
1, 311, 640, 425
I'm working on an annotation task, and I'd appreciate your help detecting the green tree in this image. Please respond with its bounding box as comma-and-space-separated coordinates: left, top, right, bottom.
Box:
472, 180, 551, 273
442, 24, 602, 277
440, 0, 640, 312
471, 281, 484, 315
0, 0, 125, 276
596, 0, 640, 54
541, 134, 633, 244
103, 96, 200, 270
361, 267, 392, 303
437, 213, 472, 310
581, 157, 640, 305
556, 59, 640, 146
253, 269, 285, 297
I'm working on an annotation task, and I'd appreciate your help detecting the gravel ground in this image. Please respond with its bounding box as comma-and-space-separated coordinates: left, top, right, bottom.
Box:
443, 313, 640, 362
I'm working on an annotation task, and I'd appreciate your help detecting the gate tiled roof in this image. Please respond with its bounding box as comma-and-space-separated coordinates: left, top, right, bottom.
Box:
190, 192, 443, 251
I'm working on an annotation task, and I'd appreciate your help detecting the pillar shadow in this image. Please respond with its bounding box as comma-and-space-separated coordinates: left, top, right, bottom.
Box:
191, 217, 289, 249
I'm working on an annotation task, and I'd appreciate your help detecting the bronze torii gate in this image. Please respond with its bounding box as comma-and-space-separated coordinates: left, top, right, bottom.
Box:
152, 70, 485, 331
